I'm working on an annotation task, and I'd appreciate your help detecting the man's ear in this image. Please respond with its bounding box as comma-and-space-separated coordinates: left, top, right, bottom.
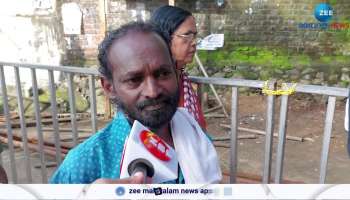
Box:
101, 77, 117, 98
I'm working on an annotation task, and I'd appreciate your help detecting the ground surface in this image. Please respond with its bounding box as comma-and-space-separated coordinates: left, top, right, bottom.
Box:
209, 95, 350, 183
1, 95, 349, 183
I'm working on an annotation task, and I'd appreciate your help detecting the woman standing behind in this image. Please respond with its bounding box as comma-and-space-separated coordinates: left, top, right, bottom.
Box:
150, 5, 207, 129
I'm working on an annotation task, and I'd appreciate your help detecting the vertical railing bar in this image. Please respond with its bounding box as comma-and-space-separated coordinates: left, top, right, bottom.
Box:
319, 96, 336, 183
230, 87, 239, 183
194, 53, 229, 117
48, 70, 62, 164
197, 83, 204, 111
14, 66, 32, 183
67, 73, 78, 146
89, 75, 97, 133
262, 81, 276, 183
274, 94, 289, 183
30, 68, 48, 183
0, 65, 18, 183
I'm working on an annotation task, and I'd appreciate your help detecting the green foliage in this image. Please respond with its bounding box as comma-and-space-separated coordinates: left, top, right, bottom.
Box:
189, 42, 349, 84
197, 46, 294, 71
329, 0, 337, 4
320, 56, 333, 64
37, 87, 89, 113
335, 55, 350, 64
293, 54, 312, 67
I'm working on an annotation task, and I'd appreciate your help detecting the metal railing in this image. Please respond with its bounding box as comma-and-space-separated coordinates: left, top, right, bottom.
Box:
0, 61, 349, 184
0, 62, 99, 183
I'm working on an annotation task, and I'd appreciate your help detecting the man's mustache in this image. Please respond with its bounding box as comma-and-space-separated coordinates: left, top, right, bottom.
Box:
136, 96, 171, 110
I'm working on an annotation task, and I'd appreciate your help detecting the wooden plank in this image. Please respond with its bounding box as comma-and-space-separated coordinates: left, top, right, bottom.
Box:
0, 117, 80, 129
220, 124, 305, 142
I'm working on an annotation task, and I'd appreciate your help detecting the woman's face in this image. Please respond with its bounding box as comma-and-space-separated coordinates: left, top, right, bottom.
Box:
170, 16, 197, 68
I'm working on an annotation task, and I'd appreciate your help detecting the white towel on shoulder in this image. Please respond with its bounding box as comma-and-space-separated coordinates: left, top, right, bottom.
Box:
171, 108, 222, 184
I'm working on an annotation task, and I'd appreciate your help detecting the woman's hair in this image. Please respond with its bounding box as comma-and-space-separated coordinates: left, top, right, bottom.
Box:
150, 5, 192, 43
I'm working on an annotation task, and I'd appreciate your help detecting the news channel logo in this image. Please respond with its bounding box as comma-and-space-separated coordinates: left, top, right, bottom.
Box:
298, 2, 349, 31
115, 186, 125, 196
314, 3, 333, 22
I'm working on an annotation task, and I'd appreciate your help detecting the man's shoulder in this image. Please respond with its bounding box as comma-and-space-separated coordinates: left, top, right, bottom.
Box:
69, 114, 130, 157
49, 113, 131, 183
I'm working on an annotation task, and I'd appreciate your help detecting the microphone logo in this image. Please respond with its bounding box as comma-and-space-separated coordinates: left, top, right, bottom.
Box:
140, 130, 171, 161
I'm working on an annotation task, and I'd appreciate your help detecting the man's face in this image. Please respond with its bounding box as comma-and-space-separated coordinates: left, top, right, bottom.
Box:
102, 32, 179, 129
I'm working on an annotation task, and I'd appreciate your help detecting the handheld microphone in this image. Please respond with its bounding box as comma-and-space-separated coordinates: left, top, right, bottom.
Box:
128, 158, 155, 183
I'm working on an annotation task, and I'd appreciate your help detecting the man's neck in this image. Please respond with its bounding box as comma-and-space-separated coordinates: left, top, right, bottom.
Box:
125, 117, 174, 148
150, 123, 174, 148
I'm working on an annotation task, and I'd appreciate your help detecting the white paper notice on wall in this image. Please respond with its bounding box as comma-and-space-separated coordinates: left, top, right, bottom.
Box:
61, 3, 82, 35
197, 34, 224, 50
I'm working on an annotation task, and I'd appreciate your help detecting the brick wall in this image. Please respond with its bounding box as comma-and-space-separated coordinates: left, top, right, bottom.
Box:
62, 0, 350, 65
61, 0, 168, 65
60, 0, 105, 65
176, 0, 350, 55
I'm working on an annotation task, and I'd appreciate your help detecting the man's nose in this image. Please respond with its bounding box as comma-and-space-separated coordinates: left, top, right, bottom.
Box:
143, 78, 161, 99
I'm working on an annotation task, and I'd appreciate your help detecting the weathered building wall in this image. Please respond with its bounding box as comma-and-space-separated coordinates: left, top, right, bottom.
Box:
60, 0, 168, 65
0, 0, 63, 91
175, 0, 350, 86
177, 0, 350, 55
0, 0, 349, 86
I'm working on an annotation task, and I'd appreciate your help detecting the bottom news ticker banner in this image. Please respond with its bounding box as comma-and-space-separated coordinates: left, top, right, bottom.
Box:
1, 184, 350, 199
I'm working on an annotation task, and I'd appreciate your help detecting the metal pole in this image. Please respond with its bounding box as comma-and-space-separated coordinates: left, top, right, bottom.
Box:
14, 66, 32, 183
0, 65, 18, 183
48, 70, 62, 164
89, 75, 97, 133
262, 81, 275, 183
31, 68, 48, 183
230, 87, 239, 183
67, 73, 78, 146
319, 96, 336, 183
195, 53, 229, 117
274, 93, 289, 183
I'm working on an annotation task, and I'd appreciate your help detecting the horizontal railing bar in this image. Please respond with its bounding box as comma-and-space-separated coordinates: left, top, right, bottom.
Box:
286, 83, 349, 97
0, 62, 98, 75
190, 76, 265, 88
191, 77, 349, 97
1, 62, 348, 97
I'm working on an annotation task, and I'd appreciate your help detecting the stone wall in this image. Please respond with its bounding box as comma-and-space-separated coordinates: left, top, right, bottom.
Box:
174, 0, 350, 86
176, 0, 350, 55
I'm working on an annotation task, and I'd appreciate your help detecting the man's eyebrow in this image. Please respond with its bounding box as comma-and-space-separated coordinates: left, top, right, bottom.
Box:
122, 70, 143, 78
121, 64, 173, 77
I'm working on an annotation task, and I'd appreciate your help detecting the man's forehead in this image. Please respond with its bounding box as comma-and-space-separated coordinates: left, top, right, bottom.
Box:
108, 31, 173, 73
111, 31, 167, 53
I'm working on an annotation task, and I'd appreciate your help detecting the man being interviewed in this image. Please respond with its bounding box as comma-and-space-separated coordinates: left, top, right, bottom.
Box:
50, 22, 221, 184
